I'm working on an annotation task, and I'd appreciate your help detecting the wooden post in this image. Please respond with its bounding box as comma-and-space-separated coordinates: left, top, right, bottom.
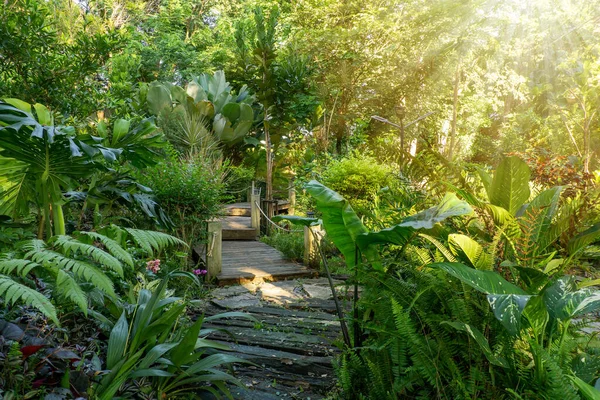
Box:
304, 224, 322, 268
288, 178, 296, 215
206, 220, 222, 278
251, 190, 261, 239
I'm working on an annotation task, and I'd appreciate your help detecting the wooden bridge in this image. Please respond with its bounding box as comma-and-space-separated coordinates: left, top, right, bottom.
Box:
202, 192, 321, 285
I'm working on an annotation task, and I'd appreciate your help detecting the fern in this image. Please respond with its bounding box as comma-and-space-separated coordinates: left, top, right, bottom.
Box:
0, 275, 58, 325
54, 269, 88, 316
78, 231, 134, 267
124, 228, 187, 256
53, 235, 124, 277
23, 242, 116, 298
419, 233, 457, 262
0, 259, 40, 277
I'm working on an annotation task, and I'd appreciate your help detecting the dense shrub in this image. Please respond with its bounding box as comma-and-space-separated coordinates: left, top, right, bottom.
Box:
136, 156, 225, 253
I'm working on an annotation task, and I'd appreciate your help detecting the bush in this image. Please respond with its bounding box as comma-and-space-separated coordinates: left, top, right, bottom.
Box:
261, 231, 304, 262
136, 156, 225, 254
320, 153, 406, 222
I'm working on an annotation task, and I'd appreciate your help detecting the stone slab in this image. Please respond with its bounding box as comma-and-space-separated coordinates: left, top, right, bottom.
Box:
211, 293, 262, 309
302, 284, 333, 300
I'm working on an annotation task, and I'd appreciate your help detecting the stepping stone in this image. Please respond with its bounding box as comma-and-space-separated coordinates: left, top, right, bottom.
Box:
212, 286, 251, 299
302, 284, 333, 300
301, 277, 344, 287
212, 293, 261, 309
259, 282, 304, 304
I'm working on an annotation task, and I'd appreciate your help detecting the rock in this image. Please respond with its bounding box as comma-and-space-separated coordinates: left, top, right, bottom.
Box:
211, 293, 261, 309
300, 277, 344, 287
302, 284, 333, 300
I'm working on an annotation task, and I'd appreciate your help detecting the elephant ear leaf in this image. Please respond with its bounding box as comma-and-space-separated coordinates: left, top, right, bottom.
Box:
399, 193, 472, 229
431, 262, 526, 295
272, 215, 320, 227
488, 156, 531, 216
305, 180, 379, 269
487, 294, 531, 335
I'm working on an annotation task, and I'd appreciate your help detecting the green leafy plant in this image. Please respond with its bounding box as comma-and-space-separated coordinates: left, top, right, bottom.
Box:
0, 100, 120, 238
93, 279, 253, 399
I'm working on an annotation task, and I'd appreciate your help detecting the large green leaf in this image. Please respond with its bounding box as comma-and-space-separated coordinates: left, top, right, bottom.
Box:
147, 84, 172, 116
399, 193, 472, 229
521, 187, 563, 256
448, 234, 491, 270
555, 289, 600, 320
543, 276, 577, 320
107, 312, 129, 370
272, 215, 320, 227
432, 262, 526, 295
488, 156, 531, 216
356, 224, 414, 250
487, 294, 531, 335
305, 180, 377, 268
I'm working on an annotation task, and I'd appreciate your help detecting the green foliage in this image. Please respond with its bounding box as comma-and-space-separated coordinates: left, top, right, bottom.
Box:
0, 227, 185, 323
0, 0, 123, 118
261, 231, 304, 263
93, 279, 253, 399
321, 154, 396, 214
135, 156, 225, 251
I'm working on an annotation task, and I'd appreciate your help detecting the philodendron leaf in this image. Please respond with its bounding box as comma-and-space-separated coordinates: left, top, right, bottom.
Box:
399, 193, 473, 229
431, 262, 526, 295
442, 321, 508, 368
272, 215, 320, 227
305, 180, 379, 268
488, 156, 531, 216
487, 294, 531, 335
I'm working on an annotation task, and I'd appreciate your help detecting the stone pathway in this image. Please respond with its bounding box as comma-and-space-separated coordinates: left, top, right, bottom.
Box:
198, 277, 351, 399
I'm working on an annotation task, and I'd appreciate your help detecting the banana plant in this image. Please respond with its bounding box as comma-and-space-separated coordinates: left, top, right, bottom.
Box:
145, 71, 256, 148
433, 261, 600, 398
0, 99, 120, 238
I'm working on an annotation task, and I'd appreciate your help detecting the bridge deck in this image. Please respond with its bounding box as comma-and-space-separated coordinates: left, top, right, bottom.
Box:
218, 240, 315, 285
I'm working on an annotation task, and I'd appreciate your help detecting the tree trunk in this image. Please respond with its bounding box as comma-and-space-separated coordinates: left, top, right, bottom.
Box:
448, 67, 460, 161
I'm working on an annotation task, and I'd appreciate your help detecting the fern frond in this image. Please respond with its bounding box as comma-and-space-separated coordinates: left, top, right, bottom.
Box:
0, 275, 58, 325
0, 259, 40, 277
124, 228, 187, 256
78, 231, 134, 267
24, 247, 116, 298
55, 269, 88, 315
419, 233, 457, 262
53, 235, 123, 277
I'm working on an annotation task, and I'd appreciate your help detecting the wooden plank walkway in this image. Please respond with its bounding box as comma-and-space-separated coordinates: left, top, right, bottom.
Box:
225, 200, 290, 217
218, 241, 316, 285
196, 278, 349, 399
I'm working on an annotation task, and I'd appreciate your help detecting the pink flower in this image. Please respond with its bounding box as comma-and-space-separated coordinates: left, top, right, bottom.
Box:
193, 269, 208, 276
146, 259, 161, 273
